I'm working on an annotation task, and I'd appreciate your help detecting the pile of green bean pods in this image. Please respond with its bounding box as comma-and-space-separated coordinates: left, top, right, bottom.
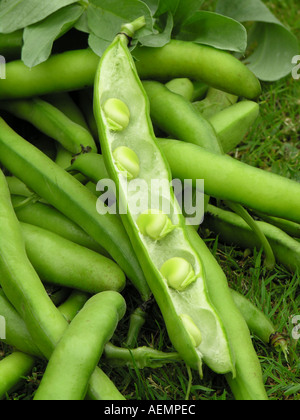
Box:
0, 16, 299, 402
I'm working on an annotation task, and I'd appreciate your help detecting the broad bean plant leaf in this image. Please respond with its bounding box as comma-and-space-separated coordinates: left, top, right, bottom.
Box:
138, 12, 173, 48
22, 4, 84, 68
216, 0, 299, 81
172, 0, 204, 28
0, 0, 80, 33
87, 0, 153, 42
177, 11, 247, 53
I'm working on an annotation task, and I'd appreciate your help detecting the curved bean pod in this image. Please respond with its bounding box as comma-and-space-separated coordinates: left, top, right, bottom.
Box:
20, 222, 126, 294
0, 98, 97, 154
11, 195, 109, 256
165, 78, 195, 101
193, 87, 238, 119
94, 24, 234, 375
159, 139, 300, 224
230, 290, 288, 358
0, 169, 67, 359
0, 289, 125, 400
0, 30, 22, 59
208, 100, 260, 153
44, 92, 90, 130
254, 212, 300, 239
34, 291, 126, 400
0, 49, 99, 100
143, 80, 223, 154
0, 117, 151, 301
0, 352, 35, 400
134, 40, 262, 99
186, 226, 268, 400
203, 204, 300, 273
0, 289, 42, 358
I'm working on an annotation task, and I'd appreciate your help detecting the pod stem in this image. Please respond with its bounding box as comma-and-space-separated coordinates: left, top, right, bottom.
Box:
270, 332, 289, 362
226, 201, 276, 270
120, 16, 146, 41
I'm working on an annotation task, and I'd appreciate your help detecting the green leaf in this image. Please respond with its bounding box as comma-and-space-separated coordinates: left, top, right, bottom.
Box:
155, 0, 180, 17
216, 0, 299, 81
87, 0, 153, 42
22, 4, 84, 68
245, 22, 299, 82
141, 0, 160, 15
173, 0, 204, 28
0, 0, 80, 33
138, 12, 173, 47
177, 11, 247, 53
88, 33, 111, 57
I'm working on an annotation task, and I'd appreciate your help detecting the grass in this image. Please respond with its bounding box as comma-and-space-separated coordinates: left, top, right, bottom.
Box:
0, 0, 299, 402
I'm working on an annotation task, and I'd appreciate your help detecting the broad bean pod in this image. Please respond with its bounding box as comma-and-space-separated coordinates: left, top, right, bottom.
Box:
34, 291, 126, 400
0, 169, 67, 359
159, 139, 300, 224
0, 30, 22, 59
20, 222, 126, 294
0, 97, 97, 154
94, 19, 235, 376
203, 204, 300, 273
11, 195, 108, 256
193, 87, 238, 119
0, 289, 125, 400
186, 226, 268, 400
208, 101, 260, 153
0, 352, 35, 400
134, 40, 262, 99
230, 290, 288, 358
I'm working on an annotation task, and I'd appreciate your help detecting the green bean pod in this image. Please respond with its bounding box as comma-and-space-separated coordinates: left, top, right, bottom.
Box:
0, 98, 97, 154
0, 352, 35, 400
159, 139, 300, 224
193, 87, 238, 119
44, 92, 90, 130
186, 226, 268, 400
70, 152, 109, 184
134, 40, 262, 99
0, 49, 100, 100
34, 291, 126, 400
0, 30, 23, 60
208, 101, 260, 153
94, 22, 235, 375
203, 204, 300, 273
165, 78, 195, 101
0, 169, 68, 359
230, 290, 288, 358
0, 288, 125, 400
254, 211, 300, 239
143, 80, 223, 154
0, 289, 42, 358
11, 195, 108, 256
0, 117, 151, 301
20, 222, 126, 294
